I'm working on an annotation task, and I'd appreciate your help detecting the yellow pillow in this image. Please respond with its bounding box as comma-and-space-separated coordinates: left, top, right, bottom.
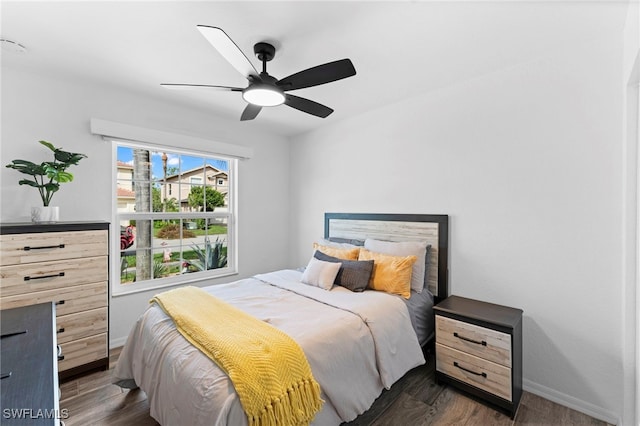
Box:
358, 249, 417, 299
313, 243, 360, 260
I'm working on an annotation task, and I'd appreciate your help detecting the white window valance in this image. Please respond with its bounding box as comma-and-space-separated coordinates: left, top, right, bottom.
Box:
90, 118, 253, 160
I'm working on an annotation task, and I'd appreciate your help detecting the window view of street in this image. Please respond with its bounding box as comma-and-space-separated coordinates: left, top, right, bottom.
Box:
115, 144, 233, 288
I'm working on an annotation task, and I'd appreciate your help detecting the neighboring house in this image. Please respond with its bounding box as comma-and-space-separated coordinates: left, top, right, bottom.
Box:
116, 162, 228, 213
162, 165, 229, 212
116, 161, 135, 212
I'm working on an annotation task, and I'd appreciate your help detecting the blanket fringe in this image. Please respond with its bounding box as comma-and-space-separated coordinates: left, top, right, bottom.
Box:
249, 379, 323, 426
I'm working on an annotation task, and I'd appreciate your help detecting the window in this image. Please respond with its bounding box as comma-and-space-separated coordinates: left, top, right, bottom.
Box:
218, 179, 224, 185
114, 142, 236, 295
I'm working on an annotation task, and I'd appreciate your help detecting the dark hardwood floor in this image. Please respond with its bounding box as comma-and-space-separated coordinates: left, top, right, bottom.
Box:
59, 348, 611, 426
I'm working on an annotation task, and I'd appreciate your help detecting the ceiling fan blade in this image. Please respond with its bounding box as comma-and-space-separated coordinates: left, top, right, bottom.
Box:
277, 59, 356, 91
285, 94, 333, 118
196, 25, 259, 79
241, 104, 262, 121
161, 83, 243, 91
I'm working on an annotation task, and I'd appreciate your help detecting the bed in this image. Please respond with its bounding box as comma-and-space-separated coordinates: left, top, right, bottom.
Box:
113, 213, 449, 425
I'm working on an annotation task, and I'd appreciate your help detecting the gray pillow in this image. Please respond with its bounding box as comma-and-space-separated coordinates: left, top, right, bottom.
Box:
313, 250, 373, 292
424, 245, 432, 289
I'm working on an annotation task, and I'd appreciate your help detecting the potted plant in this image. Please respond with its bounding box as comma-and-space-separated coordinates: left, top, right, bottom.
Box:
5, 140, 87, 222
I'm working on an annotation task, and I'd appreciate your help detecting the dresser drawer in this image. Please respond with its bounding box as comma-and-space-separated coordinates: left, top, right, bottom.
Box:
56, 307, 108, 344
0, 281, 107, 315
0, 230, 108, 266
436, 316, 511, 367
59, 333, 108, 371
436, 343, 512, 401
0, 256, 107, 296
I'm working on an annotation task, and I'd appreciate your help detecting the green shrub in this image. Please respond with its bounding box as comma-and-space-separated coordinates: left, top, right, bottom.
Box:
157, 223, 196, 239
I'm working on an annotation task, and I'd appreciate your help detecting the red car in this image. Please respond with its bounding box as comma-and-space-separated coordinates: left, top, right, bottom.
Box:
120, 225, 135, 250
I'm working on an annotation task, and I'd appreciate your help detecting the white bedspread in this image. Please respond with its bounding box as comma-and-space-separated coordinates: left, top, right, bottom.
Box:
113, 270, 425, 425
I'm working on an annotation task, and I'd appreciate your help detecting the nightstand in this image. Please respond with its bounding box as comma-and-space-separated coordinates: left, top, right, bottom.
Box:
434, 295, 523, 419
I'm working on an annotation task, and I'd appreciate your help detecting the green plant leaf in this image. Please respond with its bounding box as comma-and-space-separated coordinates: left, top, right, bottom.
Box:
54, 149, 86, 164
55, 171, 74, 183
6, 160, 46, 176
39, 140, 56, 151
18, 179, 41, 187
43, 183, 60, 192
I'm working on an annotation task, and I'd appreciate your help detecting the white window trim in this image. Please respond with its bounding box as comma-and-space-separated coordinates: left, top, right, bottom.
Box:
92, 118, 253, 159
109, 139, 239, 297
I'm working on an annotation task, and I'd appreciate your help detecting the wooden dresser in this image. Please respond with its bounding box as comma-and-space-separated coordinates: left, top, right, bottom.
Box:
434, 295, 523, 418
0, 222, 109, 380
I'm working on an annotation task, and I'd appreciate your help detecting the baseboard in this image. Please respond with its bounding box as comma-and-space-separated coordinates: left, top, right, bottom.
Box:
523, 378, 620, 425
110, 335, 128, 350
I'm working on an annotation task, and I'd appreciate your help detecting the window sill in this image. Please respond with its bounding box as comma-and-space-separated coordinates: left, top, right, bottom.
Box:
111, 270, 239, 297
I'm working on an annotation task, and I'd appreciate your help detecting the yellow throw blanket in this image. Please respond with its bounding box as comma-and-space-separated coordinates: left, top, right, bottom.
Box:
151, 286, 323, 426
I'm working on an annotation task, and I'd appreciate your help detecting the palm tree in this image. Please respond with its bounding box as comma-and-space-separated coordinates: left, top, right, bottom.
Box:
133, 149, 152, 281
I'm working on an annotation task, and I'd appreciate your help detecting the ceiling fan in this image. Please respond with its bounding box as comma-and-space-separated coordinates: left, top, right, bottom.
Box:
161, 26, 357, 121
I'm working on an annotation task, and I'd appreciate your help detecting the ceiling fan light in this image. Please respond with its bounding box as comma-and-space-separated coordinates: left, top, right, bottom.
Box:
242, 86, 285, 107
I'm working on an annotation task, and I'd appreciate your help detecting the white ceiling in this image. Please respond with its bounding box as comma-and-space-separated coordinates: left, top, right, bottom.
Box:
0, 1, 629, 137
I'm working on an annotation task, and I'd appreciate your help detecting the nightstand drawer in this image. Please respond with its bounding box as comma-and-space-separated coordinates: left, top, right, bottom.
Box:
436, 343, 512, 401
436, 315, 511, 367
0, 230, 108, 266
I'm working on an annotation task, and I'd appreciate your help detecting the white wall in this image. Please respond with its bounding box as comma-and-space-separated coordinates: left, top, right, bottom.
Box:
0, 64, 292, 344
289, 38, 625, 423
622, 2, 640, 425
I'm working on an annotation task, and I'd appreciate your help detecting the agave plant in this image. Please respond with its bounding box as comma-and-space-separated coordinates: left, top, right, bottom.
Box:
5, 140, 87, 206
187, 237, 227, 271
153, 261, 169, 278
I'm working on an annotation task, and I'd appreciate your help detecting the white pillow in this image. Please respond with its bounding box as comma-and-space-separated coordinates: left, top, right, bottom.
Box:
364, 238, 428, 293
301, 257, 342, 291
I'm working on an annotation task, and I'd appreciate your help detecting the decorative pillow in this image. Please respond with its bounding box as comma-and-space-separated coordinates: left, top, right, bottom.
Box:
313, 243, 360, 260
364, 239, 428, 294
358, 249, 417, 299
424, 244, 432, 289
314, 250, 374, 292
301, 257, 342, 291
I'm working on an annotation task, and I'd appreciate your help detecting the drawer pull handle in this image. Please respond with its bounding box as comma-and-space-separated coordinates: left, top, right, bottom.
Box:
57, 328, 65, 334
23, 244, 65, 251
454, 361, 487, 378
55, 300, 65, 305
24, 272, 65, 281
57, 345, 64, 361
454, 332, 487, 346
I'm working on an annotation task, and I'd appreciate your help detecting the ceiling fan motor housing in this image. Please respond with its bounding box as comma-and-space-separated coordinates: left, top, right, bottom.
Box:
254, 42, 276, 62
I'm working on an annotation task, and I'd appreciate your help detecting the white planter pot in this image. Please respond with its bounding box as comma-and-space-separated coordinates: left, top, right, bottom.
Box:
31, 206, 59, 223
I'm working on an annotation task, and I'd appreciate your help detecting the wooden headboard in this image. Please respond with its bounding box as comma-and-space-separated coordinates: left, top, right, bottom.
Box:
324, 213, 449, 301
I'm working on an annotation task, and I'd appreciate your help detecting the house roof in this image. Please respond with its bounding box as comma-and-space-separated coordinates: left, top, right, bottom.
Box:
164, 164, 223, 181
117, 187, 135, 198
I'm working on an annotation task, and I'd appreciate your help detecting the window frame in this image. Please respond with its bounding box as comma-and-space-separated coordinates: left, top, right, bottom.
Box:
111, 139, 238, 296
